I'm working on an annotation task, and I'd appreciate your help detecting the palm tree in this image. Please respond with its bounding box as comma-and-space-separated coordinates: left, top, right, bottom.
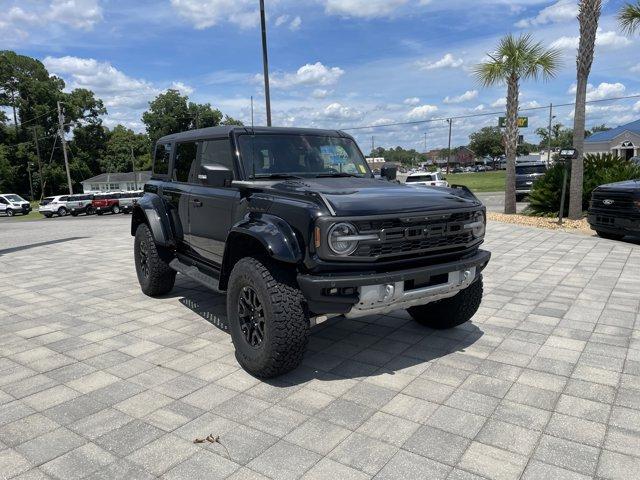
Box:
569, 0, 601, 220
619, 1, 640, 34
474, 34, 561, 214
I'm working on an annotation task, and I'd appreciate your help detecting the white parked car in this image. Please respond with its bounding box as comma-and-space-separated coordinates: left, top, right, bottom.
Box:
404, 172, 449, 188
39, 195, 73, 218
0, 193, 32, 216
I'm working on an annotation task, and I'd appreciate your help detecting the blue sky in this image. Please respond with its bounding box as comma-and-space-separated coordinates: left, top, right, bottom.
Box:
1, 0, 638, 151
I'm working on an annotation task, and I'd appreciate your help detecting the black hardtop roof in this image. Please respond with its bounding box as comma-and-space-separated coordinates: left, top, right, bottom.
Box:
157, 126, 351, 144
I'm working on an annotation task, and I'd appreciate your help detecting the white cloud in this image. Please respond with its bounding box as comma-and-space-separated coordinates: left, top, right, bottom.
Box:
0, 0, 102, 41
43, 56, 160, 112
321, 102, 362, 120
406, 104, 438, 120
289, 15, 302, 31
275, 14, 302, 30
312, 89, 331, 99
631, 63, 640, 73
551, 29, 632, 50
324, 0, 408, 19
443, 89, 478, 104
170, 0, 258, 29
263, 62, 345, 89
569, 82, 626, 101
416, 53, 464, 70
515, 0, 577, 28
490, 97, 507, 108
634, 101, 640, 113
48, 0, 103, 30
171, 81, 194, 96
403, 97, 420, 105
473, 104, 485, 111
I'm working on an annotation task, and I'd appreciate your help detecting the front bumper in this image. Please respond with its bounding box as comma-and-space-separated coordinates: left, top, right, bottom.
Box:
298, 249, 491, 318
587, 212, 640, 234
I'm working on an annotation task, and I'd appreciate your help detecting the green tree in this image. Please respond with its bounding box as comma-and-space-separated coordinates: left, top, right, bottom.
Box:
103, 125, 151, 173
619, 1, 640, 34
535, 123, 574, 150
468, 127, 503, 159
0, 145, 16, 192
570, 0, 602, 220
474, 34, 561, 214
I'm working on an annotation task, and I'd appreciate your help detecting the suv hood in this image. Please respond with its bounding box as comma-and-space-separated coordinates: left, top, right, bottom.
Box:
267, 177, 481, 216
595, 179, 640, 193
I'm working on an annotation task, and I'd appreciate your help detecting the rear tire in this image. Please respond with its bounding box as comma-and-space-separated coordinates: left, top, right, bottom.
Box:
112, 205, 120, 214
408, 276, 483, 329
57, 207, 68, 217
86, 206, 95, 215
134, 223, 176, 296
596, 230, 624, 241
227, 257, 309, 378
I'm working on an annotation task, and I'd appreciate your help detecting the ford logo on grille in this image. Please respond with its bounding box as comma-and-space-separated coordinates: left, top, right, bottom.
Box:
603, 199, 615, 206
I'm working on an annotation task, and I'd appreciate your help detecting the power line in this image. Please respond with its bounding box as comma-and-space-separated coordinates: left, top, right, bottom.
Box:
341, 93, 640, 132
6, 107, 59, 129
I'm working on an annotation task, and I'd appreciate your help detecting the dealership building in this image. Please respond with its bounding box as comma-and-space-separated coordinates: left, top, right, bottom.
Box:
81, 171, 151, 193
584, 119, 640, 160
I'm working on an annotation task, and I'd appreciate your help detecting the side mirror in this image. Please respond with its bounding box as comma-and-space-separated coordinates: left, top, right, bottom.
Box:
380, 164, 397, 181
199, 164, 233, 187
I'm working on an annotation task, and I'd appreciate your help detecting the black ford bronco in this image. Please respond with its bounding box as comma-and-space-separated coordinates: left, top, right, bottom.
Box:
588, 179, 640, 240
131, 126, 490, 377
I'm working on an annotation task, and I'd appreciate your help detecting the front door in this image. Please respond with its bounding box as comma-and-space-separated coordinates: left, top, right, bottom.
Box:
164, 141, 194, 248
188, 138, 239, 265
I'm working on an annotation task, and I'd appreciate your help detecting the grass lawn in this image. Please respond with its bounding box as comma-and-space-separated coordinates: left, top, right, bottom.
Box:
445, 170, 505, 192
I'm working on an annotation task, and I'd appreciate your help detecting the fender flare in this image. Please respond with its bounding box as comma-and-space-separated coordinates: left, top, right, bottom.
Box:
130, 194, 175, 247
226, 213, 303, 264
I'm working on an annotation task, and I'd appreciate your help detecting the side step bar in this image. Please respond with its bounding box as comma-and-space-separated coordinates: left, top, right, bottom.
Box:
169, 258, 221, 292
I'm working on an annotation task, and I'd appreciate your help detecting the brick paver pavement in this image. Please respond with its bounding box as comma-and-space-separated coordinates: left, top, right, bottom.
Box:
0, 215, 639, 479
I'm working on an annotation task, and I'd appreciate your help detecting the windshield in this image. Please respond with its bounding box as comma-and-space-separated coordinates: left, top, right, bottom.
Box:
238, 134, 371, 179
5, 194, 25, 203
406, 175, 434, 183
516, 164, 546, 175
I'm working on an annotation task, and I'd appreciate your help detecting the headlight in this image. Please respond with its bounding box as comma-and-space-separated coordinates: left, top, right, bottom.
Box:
328, 222, 359, 256
466, 211, 486, 238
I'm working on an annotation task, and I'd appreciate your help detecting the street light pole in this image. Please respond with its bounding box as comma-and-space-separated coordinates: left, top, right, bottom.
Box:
547, 103, 554, 166
259, 0, 272, 127
57, 101, 73, 195
446, 119, 452, 174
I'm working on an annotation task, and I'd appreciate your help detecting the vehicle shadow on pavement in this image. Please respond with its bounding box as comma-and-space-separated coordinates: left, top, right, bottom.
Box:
172, 278, 485, 384
0, 236, 89, 256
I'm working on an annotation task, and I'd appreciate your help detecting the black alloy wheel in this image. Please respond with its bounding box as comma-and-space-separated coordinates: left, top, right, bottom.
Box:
237, 286, 266, 348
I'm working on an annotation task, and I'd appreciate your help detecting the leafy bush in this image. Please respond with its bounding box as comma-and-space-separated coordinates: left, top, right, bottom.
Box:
528, 153, 640, 216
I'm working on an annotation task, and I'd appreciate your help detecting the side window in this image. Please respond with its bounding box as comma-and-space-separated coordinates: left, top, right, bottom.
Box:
200, 139, 234, 173
153, 143, 171, 176
174, 142, 199, 183
60, 196, 69, 202
0, 198, 7, 205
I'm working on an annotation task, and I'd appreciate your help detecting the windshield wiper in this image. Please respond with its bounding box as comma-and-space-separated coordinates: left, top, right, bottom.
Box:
251, 173, 305, 180
314, 172, 360, 178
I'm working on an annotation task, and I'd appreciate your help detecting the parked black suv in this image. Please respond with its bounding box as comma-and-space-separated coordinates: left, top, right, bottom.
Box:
587, 179, 640, 240
515, 161, 547, 201
131, 126, 490, 377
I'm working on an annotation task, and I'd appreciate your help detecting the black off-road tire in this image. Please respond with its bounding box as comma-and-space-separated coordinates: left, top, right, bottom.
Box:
227, 256, 309, 378
134, 223, 176, 297
408, 276, 483, 329
596, 230, 624, 241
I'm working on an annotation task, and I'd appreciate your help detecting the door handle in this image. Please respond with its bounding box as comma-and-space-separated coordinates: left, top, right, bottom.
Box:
192, 199, 203, 207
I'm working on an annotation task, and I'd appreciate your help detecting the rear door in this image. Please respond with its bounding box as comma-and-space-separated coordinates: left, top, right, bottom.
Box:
162, 141, 194, 249
0, 197, 7, 214
188, 137, 240, 265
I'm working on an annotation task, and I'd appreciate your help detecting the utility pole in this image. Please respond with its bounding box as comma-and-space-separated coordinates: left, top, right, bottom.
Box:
57, 101, 73, 194
547, 103, 554, 166
259, 0, 272, 126
26, 161, 34, 201
424, 132, 427, 152
32, 126, 44, 199
446, 119, 452, 174
371, 136, 374, 154
130, 146, 138, 190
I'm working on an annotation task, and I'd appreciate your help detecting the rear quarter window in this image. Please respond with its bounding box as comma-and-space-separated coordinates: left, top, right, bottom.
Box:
153, 143, 172, 176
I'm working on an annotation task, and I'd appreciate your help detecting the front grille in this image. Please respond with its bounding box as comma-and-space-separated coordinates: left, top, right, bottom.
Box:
351, 211, 477, 260
591, 190, 636, 212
